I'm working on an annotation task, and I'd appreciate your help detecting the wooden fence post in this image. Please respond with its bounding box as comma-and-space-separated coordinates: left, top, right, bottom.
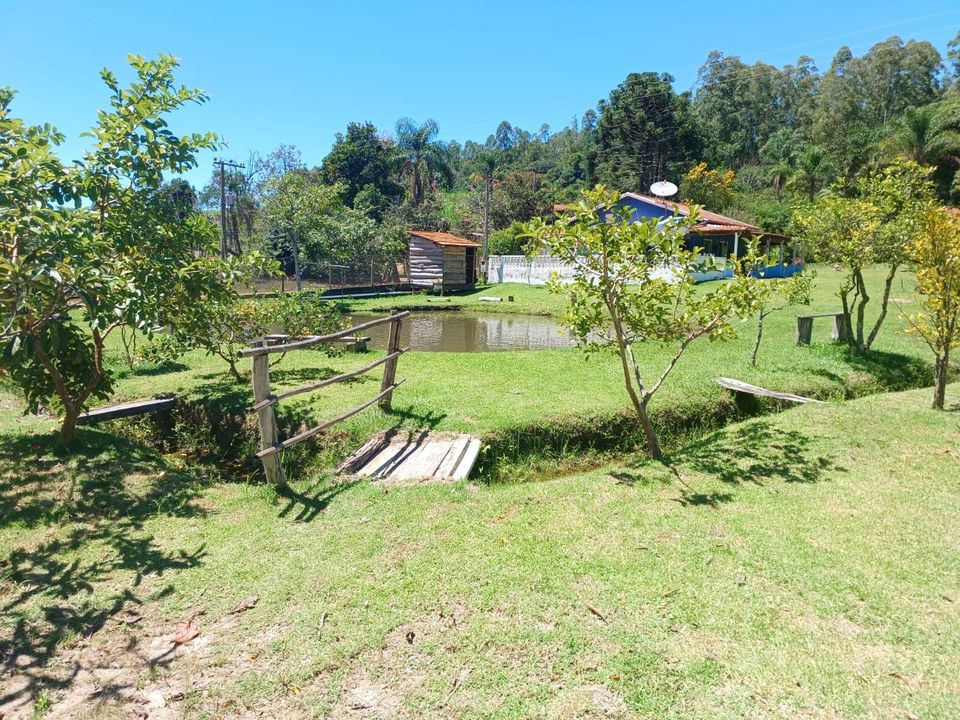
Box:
379, 309, 402, 411
251, 343, 286, 486
795, 316, 814, 346
831, 313, 849, 342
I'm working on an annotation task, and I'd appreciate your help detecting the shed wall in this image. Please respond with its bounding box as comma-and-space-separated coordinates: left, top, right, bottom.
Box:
409, 236, 444, 287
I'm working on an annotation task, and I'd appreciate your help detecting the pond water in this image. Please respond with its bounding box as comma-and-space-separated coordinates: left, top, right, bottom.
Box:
350, 312, 574, 352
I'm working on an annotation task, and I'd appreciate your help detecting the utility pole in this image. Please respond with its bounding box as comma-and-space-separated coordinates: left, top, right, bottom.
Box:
289, 228, 302, 292
482, 171, 491, 283
214, 158, 245, 259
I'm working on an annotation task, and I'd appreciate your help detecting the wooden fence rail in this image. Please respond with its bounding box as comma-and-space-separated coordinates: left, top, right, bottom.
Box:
246, 309, 409, 485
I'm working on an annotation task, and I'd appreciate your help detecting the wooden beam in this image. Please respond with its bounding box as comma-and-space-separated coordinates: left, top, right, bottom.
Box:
379, 310, 403, 411
249, 348, 408, 411
77, 396, 176, 425
716, 377, 822, 404
256, 380, 406, 459
239, 311, 411, 358
252, 347, 286, 486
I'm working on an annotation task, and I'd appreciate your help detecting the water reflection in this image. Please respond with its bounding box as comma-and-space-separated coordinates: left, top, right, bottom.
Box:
351, 312, 574, 352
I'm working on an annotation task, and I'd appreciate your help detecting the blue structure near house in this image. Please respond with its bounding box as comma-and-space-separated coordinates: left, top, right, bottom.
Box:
614, 192, 805, 281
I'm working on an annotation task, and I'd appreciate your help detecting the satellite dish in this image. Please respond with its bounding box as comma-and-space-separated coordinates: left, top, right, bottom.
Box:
650, 180, 678, 198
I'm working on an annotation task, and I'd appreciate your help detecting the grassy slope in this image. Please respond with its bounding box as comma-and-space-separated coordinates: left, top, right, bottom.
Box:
1, 385, 957, 718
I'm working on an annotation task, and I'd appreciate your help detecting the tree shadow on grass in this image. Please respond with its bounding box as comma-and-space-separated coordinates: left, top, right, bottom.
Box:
0, 428, 208, 712
611, 420, 845, 507
276, 478, 361, 523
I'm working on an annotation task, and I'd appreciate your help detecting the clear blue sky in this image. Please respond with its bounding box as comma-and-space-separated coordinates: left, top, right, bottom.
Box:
3, 0, 959, 189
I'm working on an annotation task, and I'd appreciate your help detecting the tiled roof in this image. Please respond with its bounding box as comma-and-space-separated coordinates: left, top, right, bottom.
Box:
409, 230, 481, 248
619, 192, 761, 233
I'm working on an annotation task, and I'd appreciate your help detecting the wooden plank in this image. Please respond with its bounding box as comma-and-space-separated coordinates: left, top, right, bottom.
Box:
358, 432, 429, 478
356, 442, 410, 478
379, 311, 403, 411
252, 349, 286, 485
77, 396, 176, 425
256, 380, 406, 458
250, 347, 408, 411
798, 312, 846, 319
390, 440, 455, 481
716, 377, 822, 404
434, 437, 471, 478
451, 439, 482, 480
239, 312, 411, 358
335, 435, 385, 474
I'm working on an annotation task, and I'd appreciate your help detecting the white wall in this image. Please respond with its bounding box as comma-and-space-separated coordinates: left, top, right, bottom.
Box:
486, 254, 730, 286
485, 255, 578, 285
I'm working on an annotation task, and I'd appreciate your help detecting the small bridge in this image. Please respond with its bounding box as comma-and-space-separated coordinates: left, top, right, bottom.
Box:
338, 432, 482, 484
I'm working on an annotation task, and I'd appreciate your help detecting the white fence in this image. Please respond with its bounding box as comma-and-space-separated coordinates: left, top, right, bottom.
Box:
485, 254, 732, 286
485, 255, 577, 285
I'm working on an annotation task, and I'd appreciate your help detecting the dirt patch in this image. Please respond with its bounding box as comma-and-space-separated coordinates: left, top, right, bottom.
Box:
0, 598, 284, 720
327, 599, 469, 719
547, 683, 628, 719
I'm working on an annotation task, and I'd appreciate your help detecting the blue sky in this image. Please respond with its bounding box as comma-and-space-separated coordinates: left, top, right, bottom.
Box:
3, 1, 959, 189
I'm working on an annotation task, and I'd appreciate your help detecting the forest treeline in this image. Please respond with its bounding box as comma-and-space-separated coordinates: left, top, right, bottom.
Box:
177, 33, 960, 269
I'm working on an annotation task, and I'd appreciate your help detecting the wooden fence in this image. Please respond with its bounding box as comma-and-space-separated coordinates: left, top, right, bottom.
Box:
239, 309, 409, 485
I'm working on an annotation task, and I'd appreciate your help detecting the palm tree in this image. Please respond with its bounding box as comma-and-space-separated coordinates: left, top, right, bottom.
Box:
884, 99, 960, 166
789, 145, 836, 202
394, 118, 453, 205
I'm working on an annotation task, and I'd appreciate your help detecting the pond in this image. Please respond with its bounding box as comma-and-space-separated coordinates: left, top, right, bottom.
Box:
349, 312, 574, 352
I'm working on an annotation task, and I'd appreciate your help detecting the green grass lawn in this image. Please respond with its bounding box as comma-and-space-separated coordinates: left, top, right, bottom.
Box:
0, 265, 938, 481
1, 384, 957, 718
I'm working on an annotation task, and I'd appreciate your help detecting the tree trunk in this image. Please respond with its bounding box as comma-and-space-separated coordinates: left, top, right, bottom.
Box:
865, 264, 898, 352
933, 351, 949, 410
60, 406, 79, 444
854, 270, 869, 355
607, 300, 662, 459
751, 309, 766, 367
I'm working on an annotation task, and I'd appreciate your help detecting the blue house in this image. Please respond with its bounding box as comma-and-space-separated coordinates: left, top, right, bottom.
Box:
614, 193, 804, 280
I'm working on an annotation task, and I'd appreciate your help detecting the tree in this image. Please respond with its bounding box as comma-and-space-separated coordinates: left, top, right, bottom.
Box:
902, 206, 960, 409
394, 118, 452, 205
524, 186, 764, 459
788, 145, 835, 202
321, 122, 401, 210
759, 128, 798, 201
750, 271, 814, 366
489, 172, 552, 230
596, 72, 703, 192
679, 163, 735, 210
694, 52, 788, 167
1, 55, 237, 442
882, 98, 960, 198
261, 170, 345, 283
794, 160, 933, 354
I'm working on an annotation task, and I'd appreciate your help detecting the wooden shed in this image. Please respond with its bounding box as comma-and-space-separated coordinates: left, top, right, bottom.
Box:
408, 230, 480, 290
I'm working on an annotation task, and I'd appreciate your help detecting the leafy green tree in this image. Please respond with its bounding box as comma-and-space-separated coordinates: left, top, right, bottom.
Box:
759, 129, 798, 201
788, 146, 835, 202
489, 172, 552, 230
694, 52, 788, 167
394, 118, 452, 205
794, 160, 933, 354
1, 55, 238, 442
321, 122, 401, 210
902, 206, 960, 409
596, 72, 703, 192
524, 186, 764, 459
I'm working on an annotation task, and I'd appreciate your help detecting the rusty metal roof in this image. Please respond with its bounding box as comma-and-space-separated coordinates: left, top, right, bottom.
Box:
409, 230, 481, 248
